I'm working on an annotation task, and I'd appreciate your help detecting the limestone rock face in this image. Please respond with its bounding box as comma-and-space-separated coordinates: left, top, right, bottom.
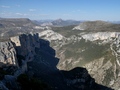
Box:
0, 41, 18, 67
0, 33, 114, 90
72, 21, 112, 31
84, 58, 120, 90
0, 33, 40, 75
10, 33, 40, 62
38, 30, 65, 42
10, 34, 41, 77
38, 28, 120, 90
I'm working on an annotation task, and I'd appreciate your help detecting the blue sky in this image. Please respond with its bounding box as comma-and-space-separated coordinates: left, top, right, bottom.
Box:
0, 0, 120, 21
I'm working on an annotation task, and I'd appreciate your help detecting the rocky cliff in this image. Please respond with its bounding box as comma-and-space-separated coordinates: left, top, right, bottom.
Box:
10, 33, 40, 62
39, 28, 120, 90
0, 41, 18, 67
1, 18, 118, 89
0, 33, 113, 90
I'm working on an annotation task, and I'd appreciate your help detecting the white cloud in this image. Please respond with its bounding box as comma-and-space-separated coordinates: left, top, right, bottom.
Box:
23, 14, 28, 16
16, 13, 22, 15
1, 5, 10, 8
29, 9, 36, 12
0, 12, 49, 19
15, 13, 28, 16
15, 13, 47, 17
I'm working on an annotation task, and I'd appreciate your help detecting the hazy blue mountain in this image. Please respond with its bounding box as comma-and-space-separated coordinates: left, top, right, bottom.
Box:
33, 19, 83, 26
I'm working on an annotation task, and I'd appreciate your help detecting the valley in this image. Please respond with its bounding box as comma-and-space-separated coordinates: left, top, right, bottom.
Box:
0, 18, 120, 90
39, 20, 120, 90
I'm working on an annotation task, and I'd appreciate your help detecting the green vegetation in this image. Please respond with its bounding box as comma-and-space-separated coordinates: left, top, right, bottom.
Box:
80, 43, 109, 61
103, 67, 114, 86
52, 25, 83, 37
17, 74, 50, 90
103, 49, 116, 64
59, 38, 110, 66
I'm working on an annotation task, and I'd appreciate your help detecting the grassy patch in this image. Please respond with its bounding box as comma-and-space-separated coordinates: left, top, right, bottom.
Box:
103, 67, 114, 86
59, 39, 110, 66
52, 25, 84, 37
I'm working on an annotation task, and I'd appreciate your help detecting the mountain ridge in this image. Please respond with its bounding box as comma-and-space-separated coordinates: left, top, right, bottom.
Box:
0, 33, 113, 90
1, 18, 120, 89
73, 20, 120, 31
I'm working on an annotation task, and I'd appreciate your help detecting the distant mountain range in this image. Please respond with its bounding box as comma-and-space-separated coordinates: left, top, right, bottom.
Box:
33, 18, 120, 27
33, 18, 83, 26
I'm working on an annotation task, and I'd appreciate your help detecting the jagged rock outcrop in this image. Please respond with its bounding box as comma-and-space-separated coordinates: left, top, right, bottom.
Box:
10, 33, 40, 62
0, 33, 113, 90
38, 30, 65, 41
81, 32, 119, 41
0, 33, 42, 89
0, 41, 18, 67
10, 33, 41, 77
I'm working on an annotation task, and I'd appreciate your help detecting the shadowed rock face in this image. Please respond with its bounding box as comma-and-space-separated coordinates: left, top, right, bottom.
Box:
0, 33, 114, 90
10, 34, 40, 61
61, 67, 113, 90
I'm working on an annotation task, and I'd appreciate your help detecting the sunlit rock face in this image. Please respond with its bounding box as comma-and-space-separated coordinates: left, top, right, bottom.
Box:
72, 21, 112, 30
0, 41, 18, 67
38, 30, 65, 41
0, 33, 41, 79
81, 32, 120, 41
